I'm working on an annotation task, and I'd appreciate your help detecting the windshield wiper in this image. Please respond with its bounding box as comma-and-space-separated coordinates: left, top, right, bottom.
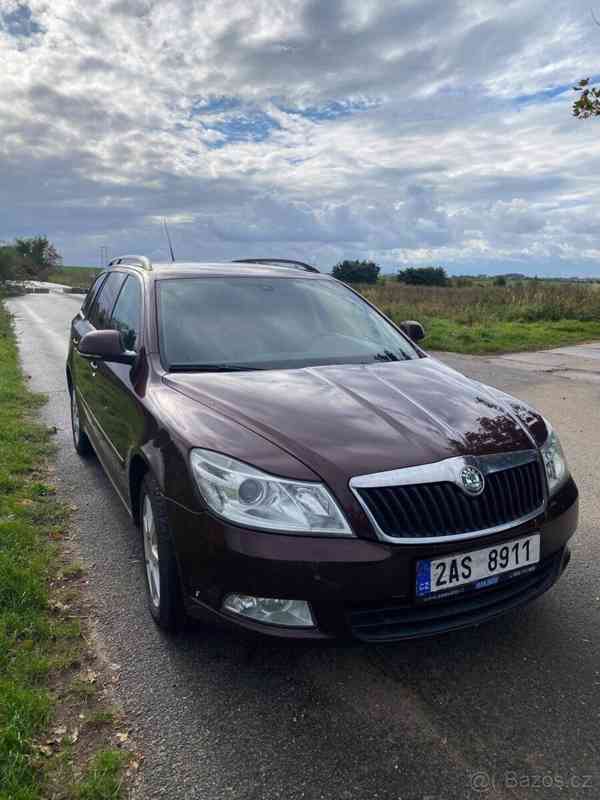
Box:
168, 363, 266, 372
372, 350, 411, 363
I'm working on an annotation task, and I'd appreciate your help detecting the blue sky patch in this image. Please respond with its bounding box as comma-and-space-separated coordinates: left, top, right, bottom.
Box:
512, 76, 600, 108
279, 98, 381, 121
202, 111, 281, 148
514, 84, 571, 107
1, 3, 44, 37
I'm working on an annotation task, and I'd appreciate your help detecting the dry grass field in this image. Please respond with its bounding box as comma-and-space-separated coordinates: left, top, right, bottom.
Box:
46, 267, 101, 289
360, 280, 600, 353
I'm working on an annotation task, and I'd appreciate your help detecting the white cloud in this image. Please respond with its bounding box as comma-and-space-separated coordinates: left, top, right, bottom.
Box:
1, 0, 600, 274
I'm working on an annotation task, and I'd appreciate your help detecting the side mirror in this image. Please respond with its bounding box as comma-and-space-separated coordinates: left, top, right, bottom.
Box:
400, 320, 425, 342
78, 329, 136, 365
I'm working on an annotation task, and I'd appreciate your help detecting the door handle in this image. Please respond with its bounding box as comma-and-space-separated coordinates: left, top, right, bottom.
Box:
90, 361, 99, 371
72, 336, 80, 345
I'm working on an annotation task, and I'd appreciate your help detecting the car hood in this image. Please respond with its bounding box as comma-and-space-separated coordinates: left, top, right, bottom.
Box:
163, 357, 546, 485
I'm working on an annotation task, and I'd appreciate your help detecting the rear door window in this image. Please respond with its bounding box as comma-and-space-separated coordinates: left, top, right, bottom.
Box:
87, 272, 127, 330
81, 273, 107, 318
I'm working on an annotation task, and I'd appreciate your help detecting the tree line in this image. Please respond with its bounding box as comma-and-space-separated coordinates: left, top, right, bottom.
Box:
331, 260, 450, 286
0, 236, 62, 285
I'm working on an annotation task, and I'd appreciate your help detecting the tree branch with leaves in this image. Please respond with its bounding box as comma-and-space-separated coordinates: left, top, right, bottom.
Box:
573, 78, 600, 118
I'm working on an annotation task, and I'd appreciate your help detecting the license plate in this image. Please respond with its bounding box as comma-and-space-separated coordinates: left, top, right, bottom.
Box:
415, 534, 540, 600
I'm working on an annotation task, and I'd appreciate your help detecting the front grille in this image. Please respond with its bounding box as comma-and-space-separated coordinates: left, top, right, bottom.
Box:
348, 551, 564, 641
356, 459, 545, 539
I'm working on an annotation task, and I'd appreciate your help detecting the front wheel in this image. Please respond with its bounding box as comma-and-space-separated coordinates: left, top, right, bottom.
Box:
140, 474, 185, 632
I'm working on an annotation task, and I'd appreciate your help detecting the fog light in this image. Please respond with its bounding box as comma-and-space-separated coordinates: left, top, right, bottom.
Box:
222, 594, 315, 627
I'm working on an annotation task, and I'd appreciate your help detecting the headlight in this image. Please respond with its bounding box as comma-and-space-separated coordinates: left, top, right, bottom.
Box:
540, 423, 569, 495
189, 449, 353, 535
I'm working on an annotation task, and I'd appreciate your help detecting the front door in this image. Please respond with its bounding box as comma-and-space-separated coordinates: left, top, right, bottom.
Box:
91, 274, 145, 498
76, 271, 128, 478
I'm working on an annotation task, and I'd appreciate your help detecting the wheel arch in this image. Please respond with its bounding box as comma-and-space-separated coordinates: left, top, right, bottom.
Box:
128, 446, 166, 525
129, 453, 150, 525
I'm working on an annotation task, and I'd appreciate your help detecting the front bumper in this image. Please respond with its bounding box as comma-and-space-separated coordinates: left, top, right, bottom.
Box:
167, 477, 579, 641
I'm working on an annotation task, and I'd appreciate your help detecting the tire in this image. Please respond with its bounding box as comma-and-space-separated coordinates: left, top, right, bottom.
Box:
139, 473, 185, 632
70, 387, 93, 457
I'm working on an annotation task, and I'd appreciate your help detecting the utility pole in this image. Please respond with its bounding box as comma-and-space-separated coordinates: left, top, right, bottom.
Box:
99, 246, 109, 268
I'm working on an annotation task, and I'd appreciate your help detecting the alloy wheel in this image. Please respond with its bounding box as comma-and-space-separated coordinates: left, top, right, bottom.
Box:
71, 391, 80, 444
142, 495, 161, 609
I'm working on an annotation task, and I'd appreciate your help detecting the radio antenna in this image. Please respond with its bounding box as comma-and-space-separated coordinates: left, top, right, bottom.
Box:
163, 217, 175, 263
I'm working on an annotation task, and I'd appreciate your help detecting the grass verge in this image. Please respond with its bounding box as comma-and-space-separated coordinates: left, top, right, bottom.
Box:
46, 268, 100, 290
420, 318, 600, 354
358, 282, 600, 354
0, 300, 134, 799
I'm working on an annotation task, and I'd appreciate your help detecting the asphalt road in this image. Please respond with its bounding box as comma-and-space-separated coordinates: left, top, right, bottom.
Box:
7, 293, 600, 800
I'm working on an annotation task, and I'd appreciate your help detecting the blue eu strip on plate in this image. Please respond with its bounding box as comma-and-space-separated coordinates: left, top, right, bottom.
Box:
416, 560, 431, 596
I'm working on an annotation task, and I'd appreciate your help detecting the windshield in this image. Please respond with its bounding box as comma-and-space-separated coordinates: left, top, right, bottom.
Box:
157, 276, 419, 371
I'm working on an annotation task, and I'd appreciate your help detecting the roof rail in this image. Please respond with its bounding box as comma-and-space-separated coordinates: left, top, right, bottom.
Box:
232, 258, 320, 274
108, 254, 152, 271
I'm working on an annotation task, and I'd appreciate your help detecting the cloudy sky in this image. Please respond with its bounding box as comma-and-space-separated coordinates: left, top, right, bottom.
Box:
1, 0, 600, 275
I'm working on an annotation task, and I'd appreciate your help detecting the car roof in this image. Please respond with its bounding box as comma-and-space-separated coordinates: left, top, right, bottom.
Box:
124, 262, 328, 280
106, 255, 323, 279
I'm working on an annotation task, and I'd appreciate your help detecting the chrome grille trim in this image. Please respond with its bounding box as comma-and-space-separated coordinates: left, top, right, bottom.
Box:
350, 450, 547, 544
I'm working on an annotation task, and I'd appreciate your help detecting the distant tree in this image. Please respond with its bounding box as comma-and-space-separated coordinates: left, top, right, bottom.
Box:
14, 236, 62, 281
0, 245, 18, 286
494, 275, 507, 286
573, 78, 600, 119
397, 266, 448, 286
332, 260, 380, 284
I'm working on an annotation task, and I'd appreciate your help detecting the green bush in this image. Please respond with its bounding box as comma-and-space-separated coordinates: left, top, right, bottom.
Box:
332, 260, 380, 284
0, 246, 18, 285
397, 266, 448, 286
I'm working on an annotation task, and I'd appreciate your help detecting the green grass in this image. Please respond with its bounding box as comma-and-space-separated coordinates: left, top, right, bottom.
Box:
0, 301, 128, 799
420, 318, 600, 354
74, 751, 128, 800
359, 281, 600, 354
46, 267, 100, 289
0, 303, 55, 800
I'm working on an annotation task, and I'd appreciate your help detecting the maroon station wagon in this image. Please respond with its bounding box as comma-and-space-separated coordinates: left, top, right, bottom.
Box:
66, 256, 578, 641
